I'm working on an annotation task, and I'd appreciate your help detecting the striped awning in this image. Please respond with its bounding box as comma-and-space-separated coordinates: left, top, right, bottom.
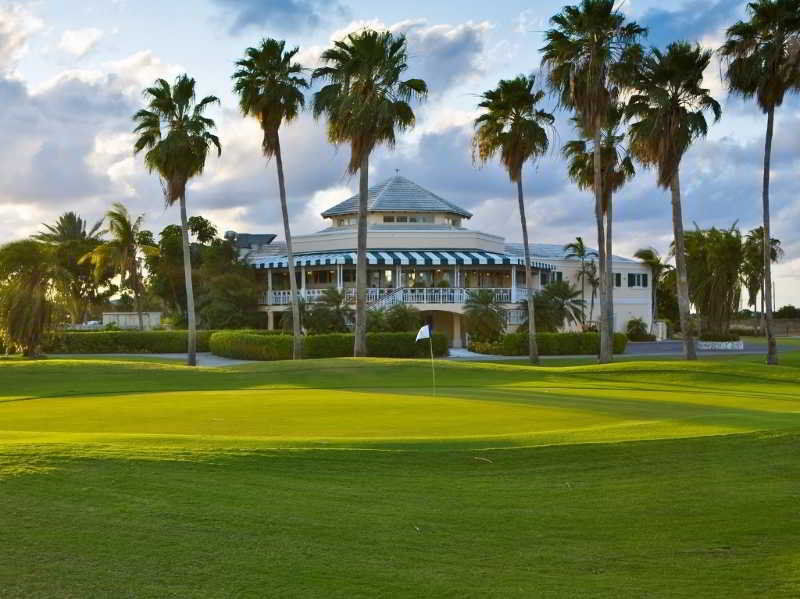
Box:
252, 250, 554, 270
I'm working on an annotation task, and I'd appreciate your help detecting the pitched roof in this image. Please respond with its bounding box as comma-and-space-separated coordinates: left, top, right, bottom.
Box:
321, 175, 473, 219
505, 243, 637, 263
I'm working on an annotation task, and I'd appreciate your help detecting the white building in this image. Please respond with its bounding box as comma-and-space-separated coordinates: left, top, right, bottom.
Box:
244, 175, 652, 347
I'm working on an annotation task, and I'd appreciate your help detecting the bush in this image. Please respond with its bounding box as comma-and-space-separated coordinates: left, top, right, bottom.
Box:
468, 341, 503, 355
729, 326, 761, 337
385, 304, 421, 332
44, 329, 284, 354
209, 331, 448, 361
494, 332, 628, 356
626, 318, 656, 342
698, 333, 740, 342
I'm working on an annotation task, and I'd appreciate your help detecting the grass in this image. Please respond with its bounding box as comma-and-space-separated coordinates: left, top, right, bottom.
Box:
1, 353, 799, 597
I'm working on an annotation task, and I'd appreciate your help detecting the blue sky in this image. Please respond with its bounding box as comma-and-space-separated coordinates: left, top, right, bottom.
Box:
1, 0, 799, 307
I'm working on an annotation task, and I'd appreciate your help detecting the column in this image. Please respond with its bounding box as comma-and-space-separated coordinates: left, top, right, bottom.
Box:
336, 264, 343, 291
452, 313, 462, 348
267, 310, 274, 330
511, 267, 517, 302
267, 270, 273, 305
301, 265, 306, 299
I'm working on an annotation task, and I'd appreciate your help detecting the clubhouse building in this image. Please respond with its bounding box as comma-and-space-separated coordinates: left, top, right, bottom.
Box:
240, 175, 653, 347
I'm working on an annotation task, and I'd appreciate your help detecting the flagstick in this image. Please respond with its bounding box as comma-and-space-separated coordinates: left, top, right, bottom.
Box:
429, 336, 436, 397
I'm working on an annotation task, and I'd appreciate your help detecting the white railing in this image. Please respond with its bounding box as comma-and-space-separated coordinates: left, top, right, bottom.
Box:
263, 287, 520, 306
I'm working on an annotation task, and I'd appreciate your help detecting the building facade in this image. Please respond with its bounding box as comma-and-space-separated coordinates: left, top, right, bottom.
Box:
245, 175, 653, 347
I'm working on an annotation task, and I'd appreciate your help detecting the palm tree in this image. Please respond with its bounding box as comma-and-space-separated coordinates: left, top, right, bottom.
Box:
720, 0, 800, 364
81, 203, 151, 331
132, 74, 222, 366
564, 236, 598, 326
540, 280, 586, 329
634, 247, 674, 333
742, 226, 783, 332
35, 212, 108, 325
582, 259, 601, 323
626, 42, 721, 360
473, 74, 555, 365
464, 289, 506, 343
0, 240, 59, 357
562, 104, 635, 354
312, 29, 427, 357
541, 0, 646, 363
233, 38, 308, 360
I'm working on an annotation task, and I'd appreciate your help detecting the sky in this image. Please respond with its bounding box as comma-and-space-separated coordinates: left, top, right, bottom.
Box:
1, 0, 799, 307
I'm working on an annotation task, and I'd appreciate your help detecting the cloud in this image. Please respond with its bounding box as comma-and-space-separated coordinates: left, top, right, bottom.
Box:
58, 27, 104, 58
640, 1, 746, 48
0, 3, 44, 74
211, 0, 349, 34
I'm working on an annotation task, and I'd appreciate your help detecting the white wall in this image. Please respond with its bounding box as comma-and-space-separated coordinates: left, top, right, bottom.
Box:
102, 312, 162, 330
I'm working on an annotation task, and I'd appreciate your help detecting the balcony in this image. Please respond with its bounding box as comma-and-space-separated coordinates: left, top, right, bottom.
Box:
262, 287, 529, 307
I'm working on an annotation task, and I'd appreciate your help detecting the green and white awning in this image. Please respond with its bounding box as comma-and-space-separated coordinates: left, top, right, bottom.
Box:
253, 250, 554, 270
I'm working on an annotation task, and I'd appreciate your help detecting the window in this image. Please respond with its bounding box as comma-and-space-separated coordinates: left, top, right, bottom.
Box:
396, 216, 408, 223
343, 269, 356, 283
628, 273, 649, 288
421, 215, 434, 223
615, 273, 622, 287
449, 218, 461, 227
383, 216, 395, 223
310, 270, 333, 285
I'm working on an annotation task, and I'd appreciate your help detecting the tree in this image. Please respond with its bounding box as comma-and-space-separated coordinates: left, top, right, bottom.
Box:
720, 0, 800, 364
626, 42, 721, 359
634, 247, 674, 333
81, 203, 151, 331
678, 225, 744, 335
541, 0, 645, 362
312, 29, 427, 357
385, 303, 421, 332
579, 259, 601, 323
742, 227, 783, 333
233, 38, 308, 360
473, 74, 555, 365
34, 212, 110, 325
305, 287, 352, 334
564, 237, 598, 326
0, 240, 59, 356
464, 289, 506, 343
562, 103, 635, 350
133, 74, 222, 366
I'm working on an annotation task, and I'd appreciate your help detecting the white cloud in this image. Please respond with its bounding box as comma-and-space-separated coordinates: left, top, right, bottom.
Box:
58, 27, 104, 58
0, 3, 44, 74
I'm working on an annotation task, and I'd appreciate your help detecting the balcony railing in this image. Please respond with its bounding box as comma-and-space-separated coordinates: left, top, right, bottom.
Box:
262, 287, 527, 307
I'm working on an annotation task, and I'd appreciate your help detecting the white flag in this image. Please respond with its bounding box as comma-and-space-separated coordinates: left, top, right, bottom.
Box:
415, 324, 430, 342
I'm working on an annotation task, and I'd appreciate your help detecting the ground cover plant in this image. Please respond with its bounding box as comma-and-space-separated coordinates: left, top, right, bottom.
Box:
1, 353, 799, 597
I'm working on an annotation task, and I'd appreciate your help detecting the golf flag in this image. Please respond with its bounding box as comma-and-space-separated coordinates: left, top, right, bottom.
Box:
415, 324, 435, 397
415, 324, 431, 342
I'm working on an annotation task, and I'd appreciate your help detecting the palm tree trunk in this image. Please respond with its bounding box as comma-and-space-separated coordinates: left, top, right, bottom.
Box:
517, 176, 539, 365
762, 106, 778, 365
274, 134, 302, 360
606, 198, 613, 348
651, 274, 658, 335
353, 153, 369, 357
132, 263, 144, 331
669, 169, 696, 360
593, 129, 610, 363
580, 256, 586, 328
179, 191, 197, 367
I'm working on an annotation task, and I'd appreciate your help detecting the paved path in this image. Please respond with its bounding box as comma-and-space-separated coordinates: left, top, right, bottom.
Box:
53, 352, 256, 368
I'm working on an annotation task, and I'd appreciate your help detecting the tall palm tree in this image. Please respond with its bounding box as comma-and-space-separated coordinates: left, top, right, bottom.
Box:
35, 212, 108, 325
473, 74, 555, 364
564, 236, 598, 326
742, 226, 783, 332
312, 29, 427, 357
132, 74, 222, 366
562, 104, 635, 355
541, 0, 645, 363
720, 0, 800, 364
81, 203, 150, 331
0, 240, 59, 357
634, 247, 673, 333
233, 38, 308, 360
626, 42, 721, 360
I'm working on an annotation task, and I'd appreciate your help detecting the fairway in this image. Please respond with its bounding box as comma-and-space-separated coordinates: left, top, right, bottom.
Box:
1, 354, 799, 597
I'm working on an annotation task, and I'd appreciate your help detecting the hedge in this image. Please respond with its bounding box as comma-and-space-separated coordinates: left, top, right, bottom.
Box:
470, 332, 628, 356
210, 331, 448, 361
43, 329, 284, 354
698, 333, 741, 342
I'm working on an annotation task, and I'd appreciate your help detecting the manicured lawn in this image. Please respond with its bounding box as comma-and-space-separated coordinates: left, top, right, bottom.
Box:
1, 354, 799, 597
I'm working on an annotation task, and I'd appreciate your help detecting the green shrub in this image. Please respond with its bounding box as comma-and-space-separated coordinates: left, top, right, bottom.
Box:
498, 332, 627, 356
468, 341, 503, 355
729, 326, 760, 337
44, 329, 284, 354
385, 304, 421, 332
626, 318, 656, 342
698, 333, 741, 342
208, 331, 448, 361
